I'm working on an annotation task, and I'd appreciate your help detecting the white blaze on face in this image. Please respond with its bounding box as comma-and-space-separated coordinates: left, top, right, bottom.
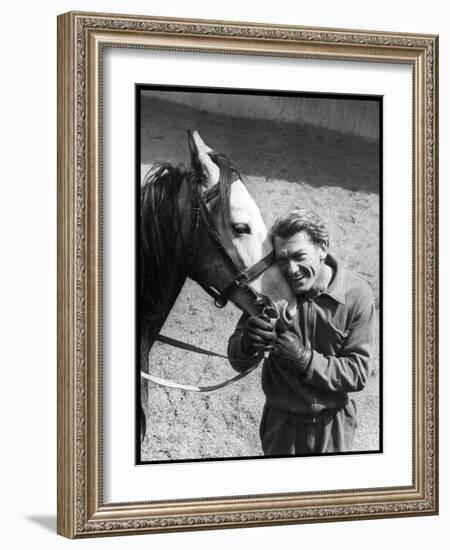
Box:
227, 179, 297, 322
228, 179, 269, 268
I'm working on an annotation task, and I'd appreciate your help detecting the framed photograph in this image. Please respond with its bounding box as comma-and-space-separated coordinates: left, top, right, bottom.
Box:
136, 85, 383, 465
57, 11, 438, 538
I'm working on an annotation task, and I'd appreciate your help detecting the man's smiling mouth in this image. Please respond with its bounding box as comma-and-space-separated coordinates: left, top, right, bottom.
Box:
291, 273, 307, 282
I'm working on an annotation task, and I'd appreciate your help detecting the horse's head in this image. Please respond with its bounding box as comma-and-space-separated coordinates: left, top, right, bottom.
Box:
184, 130, 296, 325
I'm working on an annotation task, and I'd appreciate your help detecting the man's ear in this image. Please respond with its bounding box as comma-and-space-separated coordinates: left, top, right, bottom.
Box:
319, 242, 328, 262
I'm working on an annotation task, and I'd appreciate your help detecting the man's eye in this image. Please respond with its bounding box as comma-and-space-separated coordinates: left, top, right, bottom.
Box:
232, 223, 251, 235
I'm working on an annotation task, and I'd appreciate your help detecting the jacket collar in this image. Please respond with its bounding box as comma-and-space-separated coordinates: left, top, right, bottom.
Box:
304, 254, 346, 305
321, 254, 346, 304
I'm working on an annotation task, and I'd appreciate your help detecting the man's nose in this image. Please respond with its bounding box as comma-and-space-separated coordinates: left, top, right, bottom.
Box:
286, 260, 298, 275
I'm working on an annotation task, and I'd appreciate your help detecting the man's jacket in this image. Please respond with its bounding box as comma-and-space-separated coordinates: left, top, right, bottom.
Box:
227, 255, 376, 414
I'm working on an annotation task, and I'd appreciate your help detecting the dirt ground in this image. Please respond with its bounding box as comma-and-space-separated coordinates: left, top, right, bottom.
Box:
140, 95, 380, 462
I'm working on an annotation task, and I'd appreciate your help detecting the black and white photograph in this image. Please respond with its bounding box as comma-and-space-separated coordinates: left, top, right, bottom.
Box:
52, 6, 438, 542
137, 87, 382, 464
1, 0, 445, 544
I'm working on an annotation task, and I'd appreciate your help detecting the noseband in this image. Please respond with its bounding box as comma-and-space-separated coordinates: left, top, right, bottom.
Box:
186, 154, 277, 314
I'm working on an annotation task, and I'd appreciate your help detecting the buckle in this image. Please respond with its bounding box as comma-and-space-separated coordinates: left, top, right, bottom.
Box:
213, 296, 227, 308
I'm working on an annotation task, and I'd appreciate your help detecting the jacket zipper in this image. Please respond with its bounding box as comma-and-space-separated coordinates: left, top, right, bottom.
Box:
306, 297, 318, 413
306, 298, 314, 348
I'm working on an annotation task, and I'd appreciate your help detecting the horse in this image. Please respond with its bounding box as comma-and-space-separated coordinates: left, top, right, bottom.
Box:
139, 129, 296, 442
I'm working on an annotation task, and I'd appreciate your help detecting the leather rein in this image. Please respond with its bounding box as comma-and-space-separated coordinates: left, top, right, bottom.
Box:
141, 155, 278, 392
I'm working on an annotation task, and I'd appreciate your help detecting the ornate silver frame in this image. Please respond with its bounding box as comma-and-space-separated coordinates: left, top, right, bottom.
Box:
57, 11, 438, 538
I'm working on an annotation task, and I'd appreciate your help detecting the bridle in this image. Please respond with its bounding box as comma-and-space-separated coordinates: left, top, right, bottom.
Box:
185, 153, 277, 312
141, 154, 279, 392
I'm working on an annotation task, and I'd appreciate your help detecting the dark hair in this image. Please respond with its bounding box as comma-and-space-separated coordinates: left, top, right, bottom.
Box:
140, 154, 237, 321
271, 208, 329, 247
140, 163, 186, 319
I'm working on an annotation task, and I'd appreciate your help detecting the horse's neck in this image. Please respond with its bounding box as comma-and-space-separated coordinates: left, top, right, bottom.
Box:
140, 273, 186, 371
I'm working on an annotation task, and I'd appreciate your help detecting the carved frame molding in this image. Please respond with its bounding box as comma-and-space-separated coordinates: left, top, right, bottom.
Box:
57, 11, 438, 538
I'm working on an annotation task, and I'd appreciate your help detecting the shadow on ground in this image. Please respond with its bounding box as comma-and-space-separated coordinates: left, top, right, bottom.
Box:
25, 515, 56, 533
141, 96, 380, 194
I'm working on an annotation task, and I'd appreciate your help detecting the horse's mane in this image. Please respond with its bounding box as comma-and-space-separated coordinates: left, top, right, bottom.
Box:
140, 163, 186, 321
140, 154, 238, 323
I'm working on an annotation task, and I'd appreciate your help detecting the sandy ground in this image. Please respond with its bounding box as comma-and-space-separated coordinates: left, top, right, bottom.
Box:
140, 95, 380, 461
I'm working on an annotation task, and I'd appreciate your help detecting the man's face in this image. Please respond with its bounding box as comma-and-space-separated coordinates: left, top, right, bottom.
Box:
274, 231, 327, 294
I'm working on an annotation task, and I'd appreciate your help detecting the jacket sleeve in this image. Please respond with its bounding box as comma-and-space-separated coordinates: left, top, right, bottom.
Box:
302, 300, 376, 393
227, 313, 264, 373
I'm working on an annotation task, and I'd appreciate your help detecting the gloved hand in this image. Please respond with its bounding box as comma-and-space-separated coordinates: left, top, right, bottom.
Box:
272, 330, 312, 374
241, 315, 276, 356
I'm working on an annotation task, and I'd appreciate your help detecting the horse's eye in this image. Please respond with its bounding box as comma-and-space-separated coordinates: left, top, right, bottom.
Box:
232, 223, 250, 235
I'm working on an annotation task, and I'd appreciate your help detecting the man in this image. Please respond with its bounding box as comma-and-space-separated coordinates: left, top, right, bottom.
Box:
228, 208, 376, 455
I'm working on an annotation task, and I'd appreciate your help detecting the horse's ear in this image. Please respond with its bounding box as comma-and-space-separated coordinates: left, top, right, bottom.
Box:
187, 129, 220, 189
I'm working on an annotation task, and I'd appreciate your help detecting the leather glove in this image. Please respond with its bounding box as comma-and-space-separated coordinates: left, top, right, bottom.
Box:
241, 315, 276, 356
272, 330, 312, 374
